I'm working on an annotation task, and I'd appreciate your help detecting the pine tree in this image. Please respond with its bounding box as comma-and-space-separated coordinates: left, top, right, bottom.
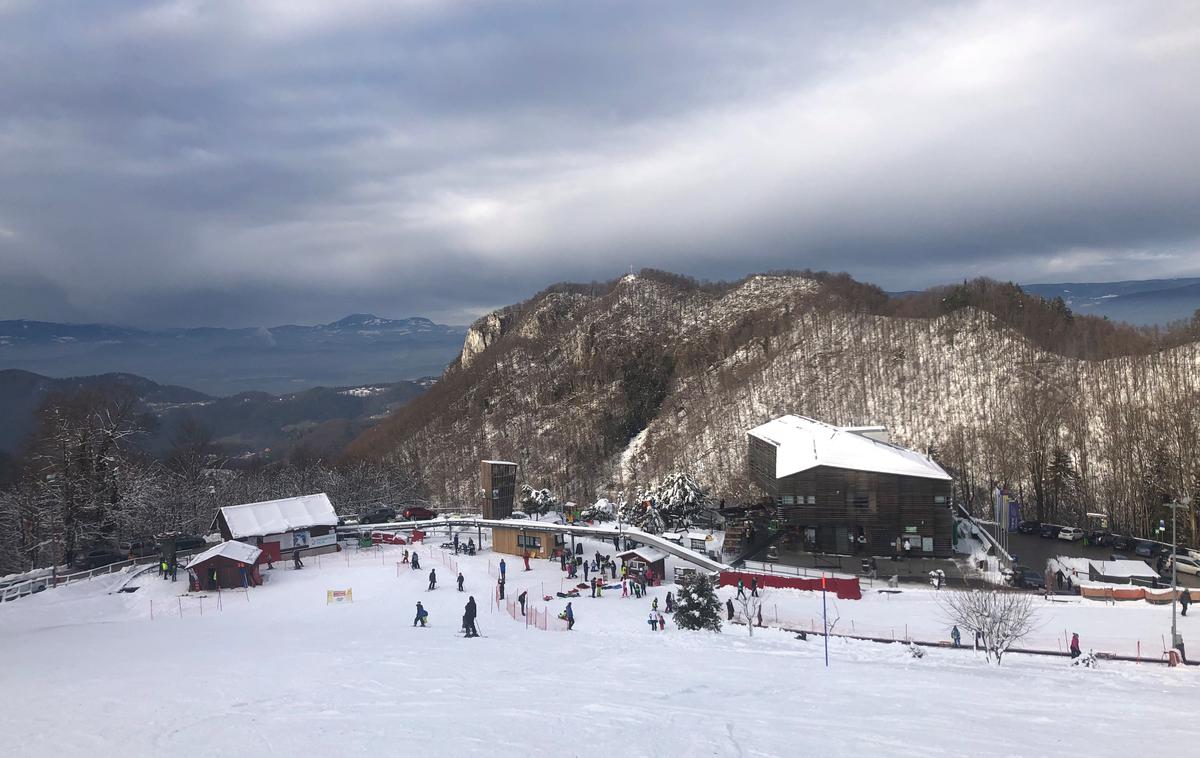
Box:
673, 572, 722, 632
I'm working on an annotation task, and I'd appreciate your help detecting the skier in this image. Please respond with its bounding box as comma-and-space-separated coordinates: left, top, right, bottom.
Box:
736, 578, 746, 600
1070, 632, 1081, 659
1182, 588, 1191, 616
648, 611, 658, 631
518, 590, 527, 616
498, 576, 505, 599
523, 550, 531, 571
658, 612, 666, 632
951, 625, 961, 648
750, 577, 758, 598
726, 598, 735, 621
583, 560, 589, 583
652, 597, 659, 612
453, 533, 459, 554
457, 572, 464, 592
413, 601, 428, 627
609, 560, 617, 580
412, 552, 421, 570
665, 591, 674, 613
402, 549, 409, 564
621, 579, 629, 598
467, 537, 475, 555
463, 596, 479, 637
428, 568, 437, 591
596, 578, 602, 597
590, 577, 597, 598
565, 601, 575, 630
499, 558, 506, 579
292, 547, 304, 569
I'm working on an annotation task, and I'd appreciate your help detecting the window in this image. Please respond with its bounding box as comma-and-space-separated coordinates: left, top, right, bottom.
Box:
805, 495, 816, 504
934, 495, 947, 504
516, 535, 542, 549
782, 495, 795, 505
851, 493, 869, 509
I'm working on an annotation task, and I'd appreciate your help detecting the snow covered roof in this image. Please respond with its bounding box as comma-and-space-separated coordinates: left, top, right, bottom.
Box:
482, 459, 517, 465
618, 547, 669, 564
747, 415, 950, 481
187, 540, 262, 567
1087, 560, 1158, 579
216, 493, 338, 538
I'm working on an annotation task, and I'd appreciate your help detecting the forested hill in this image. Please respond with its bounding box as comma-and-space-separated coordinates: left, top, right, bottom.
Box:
0, 369, 431, 460
346, 270, 1200, 542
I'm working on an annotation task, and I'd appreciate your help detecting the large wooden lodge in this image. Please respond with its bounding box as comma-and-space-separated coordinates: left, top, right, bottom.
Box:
748, 416, 953, 558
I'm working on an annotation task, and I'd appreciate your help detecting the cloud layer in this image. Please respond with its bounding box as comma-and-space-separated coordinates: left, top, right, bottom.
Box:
1, 0, 1198, 326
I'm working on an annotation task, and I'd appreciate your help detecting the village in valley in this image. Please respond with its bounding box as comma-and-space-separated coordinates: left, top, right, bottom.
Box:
2, 414, 1196, 756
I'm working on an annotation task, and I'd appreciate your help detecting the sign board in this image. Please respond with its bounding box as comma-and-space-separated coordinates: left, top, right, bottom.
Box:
326, 588, 354, 605
309, 533, 336, 549
922, 537, 934, 553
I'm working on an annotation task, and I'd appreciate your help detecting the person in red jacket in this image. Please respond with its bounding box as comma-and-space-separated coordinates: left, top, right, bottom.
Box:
523, 550, 531, 571
1069, 632, 1081, 658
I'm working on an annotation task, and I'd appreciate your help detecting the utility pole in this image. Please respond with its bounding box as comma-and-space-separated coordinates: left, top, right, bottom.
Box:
1166, 499, 1191, 656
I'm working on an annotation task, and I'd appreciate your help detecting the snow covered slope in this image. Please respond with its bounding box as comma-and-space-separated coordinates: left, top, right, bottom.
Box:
0, 536, 1195, 757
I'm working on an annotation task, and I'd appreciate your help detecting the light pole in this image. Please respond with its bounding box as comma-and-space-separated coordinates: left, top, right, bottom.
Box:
1166, 499, 1191, 654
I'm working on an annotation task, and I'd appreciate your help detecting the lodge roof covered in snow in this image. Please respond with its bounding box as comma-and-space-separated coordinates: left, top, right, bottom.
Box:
747, 415, 951, 481
1086, 559, 1159, 579
187, 539, 262, 567
213, 493, 338, 539
617, 547, 669, 564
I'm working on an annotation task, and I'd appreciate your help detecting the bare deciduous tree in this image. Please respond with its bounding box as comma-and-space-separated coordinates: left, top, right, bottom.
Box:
938, 589, 1038, 665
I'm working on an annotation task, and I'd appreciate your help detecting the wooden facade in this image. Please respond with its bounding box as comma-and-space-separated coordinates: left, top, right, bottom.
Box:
749, 436, 953, 558
491, 524, 564, 560
480, 460, 517, 519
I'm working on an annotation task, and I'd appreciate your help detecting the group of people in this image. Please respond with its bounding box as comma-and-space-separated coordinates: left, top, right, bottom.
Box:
400, 549, 422, 570
451, 534, 477, 556
734, 576, 760, 599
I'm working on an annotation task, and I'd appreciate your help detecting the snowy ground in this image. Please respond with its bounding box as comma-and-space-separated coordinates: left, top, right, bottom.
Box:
1, 536, 1197, 757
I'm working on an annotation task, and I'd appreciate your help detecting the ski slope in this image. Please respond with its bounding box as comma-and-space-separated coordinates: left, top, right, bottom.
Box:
0, 537, 1196, 757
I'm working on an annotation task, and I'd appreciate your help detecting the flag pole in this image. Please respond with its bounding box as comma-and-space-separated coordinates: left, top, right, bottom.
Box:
822, 573, 829, 667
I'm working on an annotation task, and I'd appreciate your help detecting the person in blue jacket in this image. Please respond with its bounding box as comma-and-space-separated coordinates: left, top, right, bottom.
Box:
413, 602, 428, 627
565, 601, 575, 630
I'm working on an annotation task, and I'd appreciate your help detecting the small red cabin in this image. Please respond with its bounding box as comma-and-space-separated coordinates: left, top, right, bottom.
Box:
188, 541, 264, 591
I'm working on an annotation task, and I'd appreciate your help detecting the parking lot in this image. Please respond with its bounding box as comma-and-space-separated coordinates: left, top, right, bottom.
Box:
1006, 531, 1200, 589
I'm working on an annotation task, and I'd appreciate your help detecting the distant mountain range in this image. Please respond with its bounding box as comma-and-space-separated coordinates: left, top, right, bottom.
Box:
0, 314, 465, 395
1018, 278, 1200, 326
0, 368, 432, 458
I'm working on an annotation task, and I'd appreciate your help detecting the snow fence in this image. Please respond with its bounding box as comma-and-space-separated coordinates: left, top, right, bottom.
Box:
720, 570, 862, 600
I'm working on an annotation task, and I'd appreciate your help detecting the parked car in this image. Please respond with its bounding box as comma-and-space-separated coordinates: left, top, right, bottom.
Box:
157, 534, 206, 553
337, 514, 361, 526
508, 510, 530, 520
1134, 541, 1154, 558
1058, 527, 1085, 541
72, 546, 126, 570
402, 506, 438, 521
1017, 520, 1041, 535
1111, 535, 1132, 551
1166, 555, 1200, 576
1039, 523, 1061, 539
361, 507, 396, 524
1087, 530, 1113, 547
1017, 568, 1046, 590
118, 540, 158, 558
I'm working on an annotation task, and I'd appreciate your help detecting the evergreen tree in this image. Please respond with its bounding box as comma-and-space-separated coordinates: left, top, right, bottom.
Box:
673, 572, 722, 632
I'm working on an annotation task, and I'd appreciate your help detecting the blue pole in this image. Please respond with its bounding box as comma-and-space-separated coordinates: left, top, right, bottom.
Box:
822, 574, 829, 667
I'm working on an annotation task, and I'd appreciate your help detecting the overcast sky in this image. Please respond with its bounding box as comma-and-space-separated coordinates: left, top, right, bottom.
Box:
1, 0, 1198, 327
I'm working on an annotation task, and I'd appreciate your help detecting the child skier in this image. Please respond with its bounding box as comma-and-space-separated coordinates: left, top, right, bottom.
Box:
413, 602, 428, 627
457, 572, 464, 592
428, 568, 437, 591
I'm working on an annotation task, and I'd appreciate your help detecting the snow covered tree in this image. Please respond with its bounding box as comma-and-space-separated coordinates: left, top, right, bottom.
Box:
519, 484, 558, 519
673, 572, 722, 632
618, 473, 709, 534
938, 589, 1038, 665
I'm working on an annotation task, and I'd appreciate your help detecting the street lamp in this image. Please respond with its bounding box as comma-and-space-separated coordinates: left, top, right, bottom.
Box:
1165, 498, 1191, 655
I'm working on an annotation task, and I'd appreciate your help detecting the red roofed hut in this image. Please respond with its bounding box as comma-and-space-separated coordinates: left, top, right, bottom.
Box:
187, 540, 264, 591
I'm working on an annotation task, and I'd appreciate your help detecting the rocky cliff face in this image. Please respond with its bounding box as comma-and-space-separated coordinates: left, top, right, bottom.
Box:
347, 271, 1200, 537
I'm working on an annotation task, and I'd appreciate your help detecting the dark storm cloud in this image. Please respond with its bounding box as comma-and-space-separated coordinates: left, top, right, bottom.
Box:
1, 0, 1198, 327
